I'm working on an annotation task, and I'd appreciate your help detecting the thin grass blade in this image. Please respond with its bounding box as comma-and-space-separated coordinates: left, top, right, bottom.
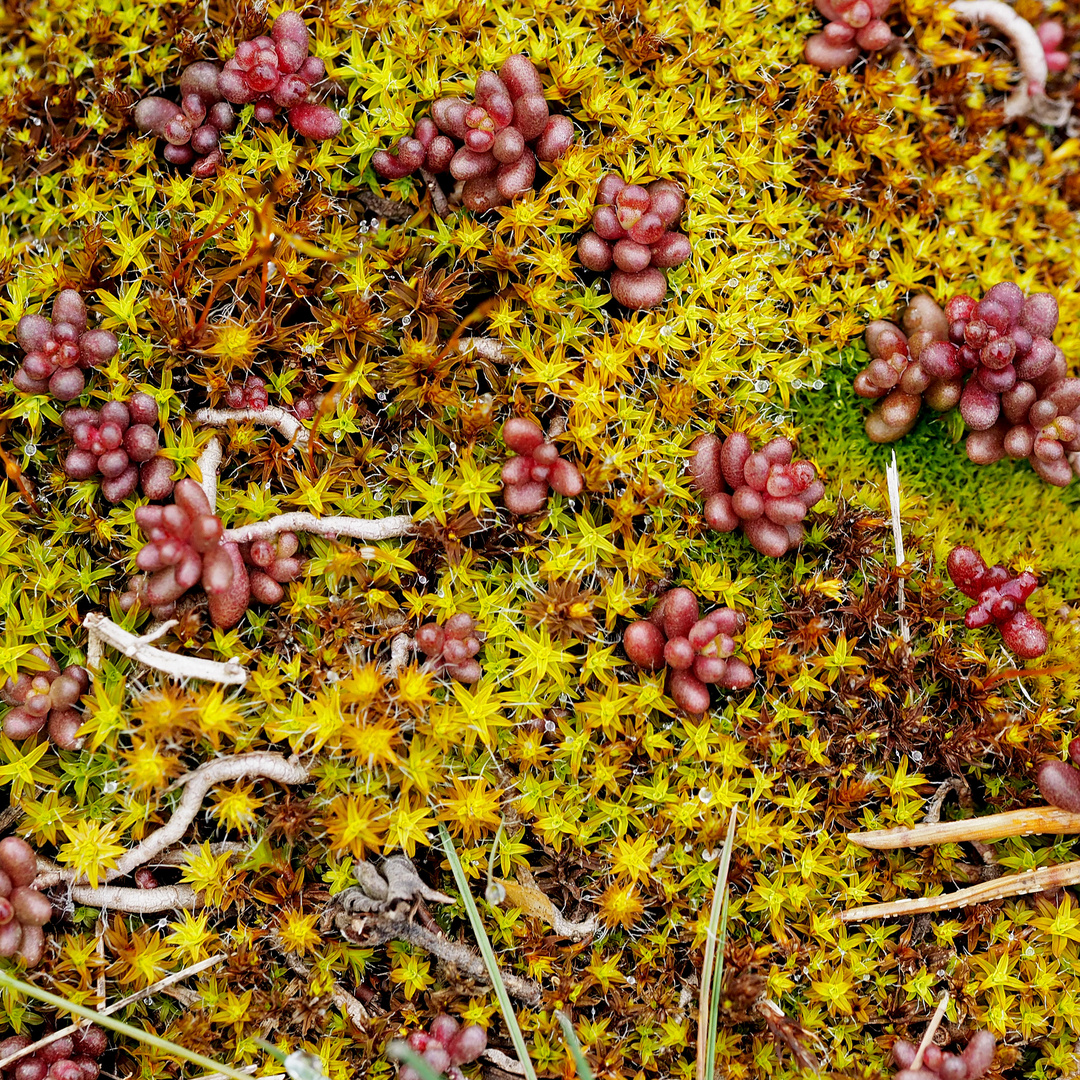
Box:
386, 1042, 446, 1080
696, 805, 739, 1080
0, 969, 255, 1080
438, 822, 538, 1080
556, 1011, 595, 1080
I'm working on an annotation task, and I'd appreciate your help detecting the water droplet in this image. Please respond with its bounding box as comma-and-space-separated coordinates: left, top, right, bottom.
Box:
698, 788, 712, 804
812, 379, 825, 390
754, 380, 770, 394
23, 444, 36, 457
727, 277, 739, 288
485, 881, 506, 905
911, 750, 923, 762
333, 429, 343, 441
402, 315, 412, 326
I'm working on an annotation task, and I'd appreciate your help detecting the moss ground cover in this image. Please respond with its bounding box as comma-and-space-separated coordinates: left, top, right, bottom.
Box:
1, 0, 1080, 1077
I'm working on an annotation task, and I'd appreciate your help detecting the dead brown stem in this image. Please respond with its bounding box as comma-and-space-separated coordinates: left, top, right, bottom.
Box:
849, 806, 1080, 849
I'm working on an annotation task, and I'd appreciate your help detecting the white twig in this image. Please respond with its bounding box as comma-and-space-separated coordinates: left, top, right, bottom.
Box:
911, 992, 950, 1070
387, 633, 413, 678
38, 753, 309, 887
950, 0, 1072, 124
83, 613, 249, 686
221, 512, 416, 545
885, 450, 909, 643
195, 407, 310, 449
0, 953, 227, 1068
197, 435, 223, 513
455, 336, 507, 362
68, 883, 202, 911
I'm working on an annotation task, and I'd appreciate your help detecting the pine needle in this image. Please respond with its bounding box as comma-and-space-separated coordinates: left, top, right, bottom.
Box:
438, 823, 539, 1080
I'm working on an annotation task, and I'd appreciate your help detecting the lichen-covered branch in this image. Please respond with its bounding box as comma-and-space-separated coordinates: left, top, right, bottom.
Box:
222, 512, 416, 545
842, 858, 1080, 921
950, 0, 1071, 125
195, 406, 310, 448
849, 805, 1080, 849
197, 434, 223, 512
39, 753, 308, 888
83, 613, 249, 686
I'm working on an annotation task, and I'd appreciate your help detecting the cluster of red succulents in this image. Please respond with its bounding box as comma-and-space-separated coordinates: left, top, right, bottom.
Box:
225, 376, 271, 411
946, 546, 1048, 659
238, 532, 303, 606
133, 62, 236, 177
689, 432, 824, 557
399, 1015, 486, 1080
576, 175, 691, 310
0, 1026, 108, 1080
373, 54, 574, 210
415, 615, 483, 683
892, 1031, 995, 1080
1, 647, 89, 750
501, 418, 583, 514
121, 479, 301, 627
13, 290, 118, 401
1039, 21, 1069, 72
854, 296, 962, 442
935, 285, 1079, 486
219, 12, 340, 140
622, 588, 754, 714
804, 0, 896, 70
62, 394, 173, 503
0, 837, 53, 966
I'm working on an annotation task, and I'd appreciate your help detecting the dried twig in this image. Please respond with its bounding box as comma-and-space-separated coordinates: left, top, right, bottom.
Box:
842, 858, 1080, 921
911, 992, 950, 1071
0, 953, 227, 1069
327, 855, 542, 1007
221, 512, 415, 545
269, 936, 370, 1028
356, 190, 412, 223
849, 805, 1080, 849
83, 613, 249, 686
195, 407, 309, 449
387, 633, 413, 678
419, 168, 450, 218
949, 0, 1072, 124
68, 883, 201, 912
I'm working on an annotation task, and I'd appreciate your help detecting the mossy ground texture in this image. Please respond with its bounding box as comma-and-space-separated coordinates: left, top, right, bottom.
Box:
2, 0, 1080, 1078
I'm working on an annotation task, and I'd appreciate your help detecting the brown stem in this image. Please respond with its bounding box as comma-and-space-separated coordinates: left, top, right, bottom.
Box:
849, 805, 1080, 849
842, 858, 1080, 922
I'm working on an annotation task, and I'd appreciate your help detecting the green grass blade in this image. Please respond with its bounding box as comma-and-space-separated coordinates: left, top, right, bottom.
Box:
0, 968, 256, 1080
386, 1042, 446, 1080
696, 806, 739, 1080
437, 823, 538, 1080
556, 1011, 595, 1080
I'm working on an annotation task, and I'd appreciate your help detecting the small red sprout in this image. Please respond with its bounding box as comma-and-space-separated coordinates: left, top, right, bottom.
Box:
0, 1024, 108, 1079
219, 13, 341, 140
892, 1031, 995, 1080
946, 545, 1048, 659
373, 54, 573, 210
415, 614, 483, 683
576, 175, 691, 310
623, 587, 754, 714
1039, 20, 1069, 72
62, 393, 174, 503
805, 0, 897, 70
500, 418, 583, 514
134, 62, 236, 177
854, 295, 961, 442
0, 837, 55, 966
690, 432, 824, 557
1, 647, 89, 750
13, 290, 118, 401
399, 1014, 486, 1080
